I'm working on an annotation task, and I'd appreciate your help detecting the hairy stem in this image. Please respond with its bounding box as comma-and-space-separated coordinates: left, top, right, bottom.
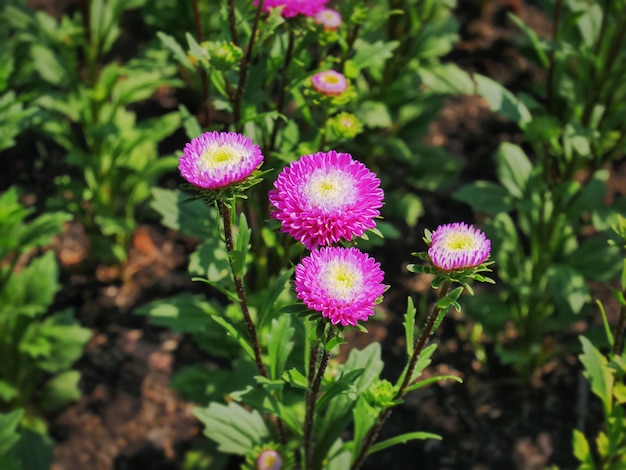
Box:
351, 281, 451, 470
304, 328, 335, 470
218, 200, 266, 376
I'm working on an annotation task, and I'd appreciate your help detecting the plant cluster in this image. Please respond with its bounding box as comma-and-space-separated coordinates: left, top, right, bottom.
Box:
0, 0, 624, 469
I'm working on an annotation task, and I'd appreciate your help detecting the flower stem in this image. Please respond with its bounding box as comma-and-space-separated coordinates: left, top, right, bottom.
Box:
233, 0, 264, 131
268, 27, 296, 153
192, 0, 210, 126
613, 300, 626, 356
350, 280, 451, 470
304, 326, 335, 470
218, 200, 267, 376
218, 199, 288, 444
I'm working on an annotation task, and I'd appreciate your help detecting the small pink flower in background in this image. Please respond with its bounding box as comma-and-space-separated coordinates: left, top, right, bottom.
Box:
178, 131, 263, 190
255, 0, 328, 18
311, 70, 347, 96
295, 246, 386, 326
256, 449, 283, 470
314, 8, 342, 31
428, 222, 491, 271
269, 150, 384, 249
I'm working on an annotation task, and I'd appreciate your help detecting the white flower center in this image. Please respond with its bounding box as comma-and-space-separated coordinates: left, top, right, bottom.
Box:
321, 260, 362, 300
303, 169, 356, 210
198, 144, 242, 171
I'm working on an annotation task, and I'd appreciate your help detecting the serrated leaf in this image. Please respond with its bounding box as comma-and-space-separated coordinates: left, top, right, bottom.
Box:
579, 336, 613, 413
149, 187, 216, 238
194, 402, 269, 455
404, 297, 416, 356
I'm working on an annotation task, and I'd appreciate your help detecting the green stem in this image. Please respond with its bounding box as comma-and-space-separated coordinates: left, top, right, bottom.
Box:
217, 200, 288, 444
613, 299, 626, 356
546, 0, 563, 115
351, 280, 451, 470
304, 327, 335, 470
218, 200, 266, 376
192, 0, 210, 125
233, 0, 265, 131
268, 27, 296, 153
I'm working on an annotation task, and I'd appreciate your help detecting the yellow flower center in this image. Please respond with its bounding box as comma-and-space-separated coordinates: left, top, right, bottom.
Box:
444, 232, 477, 251
304, 169, 356, 210
323, 261, 361, 300
322, 74, 341, 85
198, 144, 241, 171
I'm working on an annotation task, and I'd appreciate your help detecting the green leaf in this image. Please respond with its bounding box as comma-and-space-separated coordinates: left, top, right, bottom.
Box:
266, 316, 294, 380
0, 251, 59, 318
572, 429, 594, 466
257, 268, 294, 329
0, 381, 18, 403
11, 428, 53, 470
282, 368, 309, 390
40, 370, 82, 412
495, 143, 532, 199
317, 369, 364, 413
435, 286, 463, 311
210, 314, 255, 362
569, 236, 622, 282
405, 374, 463, 393
596, 300, 614, 347
403, 297, 416, 357
547, 265, 590, 315
0, 410, 23, 456
157, 32, 195, 71
349, 39, 399, 74
31, 45, 66, 85
579, 336, 613, 413
474, 74, 531, 126
134, 293, 218, 330
231, 213, 251, 278
194, 402, 269, 455
368, 431, 442, 455
149, 188, 216, 238
453, 181, 513, 215
27, 309, 91, 373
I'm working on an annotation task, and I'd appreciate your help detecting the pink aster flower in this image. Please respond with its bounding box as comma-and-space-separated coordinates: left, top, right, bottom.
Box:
295, 246, 386, 326
178, 131, 263, 190
255, 0, 328, 18
314, 8, 342, 31
428, 222, 491, 271
268, 150, 384, 249
311, 70, 347, 96
257, 449, 283, 470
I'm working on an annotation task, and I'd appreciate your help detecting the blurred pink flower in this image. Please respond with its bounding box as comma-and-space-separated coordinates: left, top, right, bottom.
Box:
428, 222, 491, 271
311, 70, 347, 96
178, 131, 263, 190
295, 246, 386, 326
269, 150, 384, 249
256, 449, 283, 470
255, 0, 328, 18
314, 8, 342, 31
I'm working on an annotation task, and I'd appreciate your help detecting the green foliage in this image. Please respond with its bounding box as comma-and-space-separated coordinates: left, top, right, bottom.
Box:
4, 1, 182, 262
0, 188, 89, 458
